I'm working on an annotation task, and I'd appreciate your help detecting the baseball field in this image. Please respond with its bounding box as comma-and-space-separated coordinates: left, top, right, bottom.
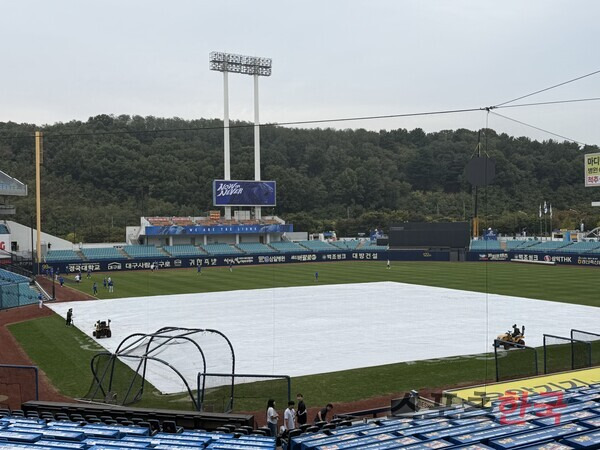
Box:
7, 261, 600, 412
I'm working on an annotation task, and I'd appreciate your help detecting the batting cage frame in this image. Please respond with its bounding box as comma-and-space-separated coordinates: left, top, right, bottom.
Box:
571, 329, 600, 367
0, 364, 39, 410
197, 372, 291, 413
543, 334, 592, 374
493, 339, 539, 382
85, 327, 235, 410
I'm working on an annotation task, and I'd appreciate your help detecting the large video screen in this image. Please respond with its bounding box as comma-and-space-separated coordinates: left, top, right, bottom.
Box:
389, 222, 470, 248
213, 180, 276, 206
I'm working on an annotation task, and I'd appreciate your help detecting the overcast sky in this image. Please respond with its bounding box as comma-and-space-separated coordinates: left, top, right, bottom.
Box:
1, 0, 598, 145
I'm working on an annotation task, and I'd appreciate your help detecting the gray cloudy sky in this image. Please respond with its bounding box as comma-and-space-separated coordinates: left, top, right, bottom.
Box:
1, 0, 598, 144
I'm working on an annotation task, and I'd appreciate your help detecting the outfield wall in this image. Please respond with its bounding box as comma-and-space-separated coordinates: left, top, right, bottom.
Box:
48, 249, 450, 273
467, 250, 600, 266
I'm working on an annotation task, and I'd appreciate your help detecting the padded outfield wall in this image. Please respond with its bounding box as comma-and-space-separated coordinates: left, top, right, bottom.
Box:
46, 249, 450, 273
467, 250, 600, 266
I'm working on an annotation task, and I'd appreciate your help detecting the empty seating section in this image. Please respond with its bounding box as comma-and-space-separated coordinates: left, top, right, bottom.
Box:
81, 247, 123, 260
0, 384, 597, 449
172, 217, 195, 226
237, 243, 277, 254
290, 384, 600, 450
0, 269, 37, 310
163, 245, 207, 256
298, 240, 339, 251
526, 241, 571, 252
202, 243, 243, 255
331, 240, 361, 250
470, 240, 502, 250
361, 242, 388, 250
123, 245, 165, 259
556, 241, 600, 253
45, 250, 81, 262
0, 413, 276, 450
269, 241, 308, 253
0, 269, 30, 284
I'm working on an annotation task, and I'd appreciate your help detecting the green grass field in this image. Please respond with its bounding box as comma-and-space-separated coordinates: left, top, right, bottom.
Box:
62, 261, 600, 307
9, 261, 600, 412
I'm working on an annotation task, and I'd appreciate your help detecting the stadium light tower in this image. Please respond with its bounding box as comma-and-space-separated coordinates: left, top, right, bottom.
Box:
210, 52, 272, 219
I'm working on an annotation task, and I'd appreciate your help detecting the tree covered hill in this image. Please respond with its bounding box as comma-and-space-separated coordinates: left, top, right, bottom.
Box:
1, 114, 598, 242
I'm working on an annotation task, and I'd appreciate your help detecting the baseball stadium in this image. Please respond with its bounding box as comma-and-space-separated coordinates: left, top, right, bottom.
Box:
1, 58, 600, 450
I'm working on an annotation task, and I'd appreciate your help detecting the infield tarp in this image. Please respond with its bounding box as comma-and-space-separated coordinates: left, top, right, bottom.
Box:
48, 282, 600, 395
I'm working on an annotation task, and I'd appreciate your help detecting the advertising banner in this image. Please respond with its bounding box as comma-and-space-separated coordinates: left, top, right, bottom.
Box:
584, 153, 600, 187
0, 234, 9, 252
47, 249, 452, 273
144, 224, 293, 235
213, 180, 276, 206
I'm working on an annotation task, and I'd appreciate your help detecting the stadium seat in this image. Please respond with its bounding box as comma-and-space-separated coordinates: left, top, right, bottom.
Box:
202, 243, 243, 255
163, 244, 207, 257
45, 249, 82, 262
237, 243, 278, 254
269, 241, 309, 253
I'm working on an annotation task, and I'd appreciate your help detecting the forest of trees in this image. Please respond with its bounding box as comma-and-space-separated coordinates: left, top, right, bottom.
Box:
1, 114, 598, 242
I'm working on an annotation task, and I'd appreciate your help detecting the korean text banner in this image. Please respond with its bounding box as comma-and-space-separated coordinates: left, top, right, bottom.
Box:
585, 153, 600, 187
213, 180, 276, 206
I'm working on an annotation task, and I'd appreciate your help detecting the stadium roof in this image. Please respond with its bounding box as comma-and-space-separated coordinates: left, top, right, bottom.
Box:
0, 169, 27, 197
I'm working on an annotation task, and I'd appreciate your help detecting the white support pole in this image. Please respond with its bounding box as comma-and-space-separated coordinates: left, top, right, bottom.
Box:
254, 74, 262, 220
223, 71, 232, 220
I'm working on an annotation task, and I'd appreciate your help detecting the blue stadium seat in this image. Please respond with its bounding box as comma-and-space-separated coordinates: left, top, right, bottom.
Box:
202, 244, 243, 255
236, 243, 278, 254
81, 247, 123, 260
269, 242, 309, 253
45, 250, 82, 263
123, 245, 166, 259
163, 245, 207, 257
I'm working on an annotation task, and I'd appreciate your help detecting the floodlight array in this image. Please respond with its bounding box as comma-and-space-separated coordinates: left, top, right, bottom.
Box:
209, 52, 272, 76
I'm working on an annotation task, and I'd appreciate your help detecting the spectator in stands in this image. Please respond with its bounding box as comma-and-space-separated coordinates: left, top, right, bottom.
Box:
283, 400, 296, 434
93, 282, 98, 295
66, 308, 73, 326
296, 393, 307, 426
266, 399, 279, 437
314, 403, 333, 423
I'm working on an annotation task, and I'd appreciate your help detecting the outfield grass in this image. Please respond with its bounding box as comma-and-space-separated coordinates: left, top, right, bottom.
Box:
10, 260, 600, 412
66, 261, 600, 307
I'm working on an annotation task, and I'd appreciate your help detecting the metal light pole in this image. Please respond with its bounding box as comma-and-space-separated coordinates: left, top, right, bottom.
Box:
209, 52, 272, 220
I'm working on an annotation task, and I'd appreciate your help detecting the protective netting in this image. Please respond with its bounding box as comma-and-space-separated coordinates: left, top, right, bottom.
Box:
84, 327, 234, 409
198, 373, 290, 413
543, 334, 591, 374
0, 282, 37, 310
571, 329, 600, 367
494, 341, 538, 382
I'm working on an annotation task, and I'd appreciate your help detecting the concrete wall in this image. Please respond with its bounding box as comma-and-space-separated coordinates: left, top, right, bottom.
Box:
5, 220, 74, 255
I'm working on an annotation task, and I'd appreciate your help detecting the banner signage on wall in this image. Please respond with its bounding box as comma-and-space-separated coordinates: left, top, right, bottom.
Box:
47, 249, 450, 273
0, 234, 9, 252
468, 250, 600, 266
144, 223, 293, 235
213, 180, 276, 206
584, 152, 600, 187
